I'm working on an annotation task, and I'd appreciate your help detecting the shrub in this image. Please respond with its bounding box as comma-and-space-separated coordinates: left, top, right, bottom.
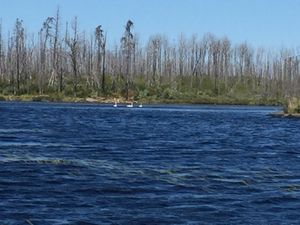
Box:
32, 95, 52, 102
284, 97, 300, 114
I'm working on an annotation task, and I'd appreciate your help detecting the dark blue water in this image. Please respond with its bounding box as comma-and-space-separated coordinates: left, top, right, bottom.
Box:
0, 102, 300, 224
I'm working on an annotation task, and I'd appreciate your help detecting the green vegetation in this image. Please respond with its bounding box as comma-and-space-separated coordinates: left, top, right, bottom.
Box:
0, 75, 283, 105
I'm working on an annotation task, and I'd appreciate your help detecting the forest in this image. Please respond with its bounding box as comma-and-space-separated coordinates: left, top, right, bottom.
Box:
0, 8, 300, 105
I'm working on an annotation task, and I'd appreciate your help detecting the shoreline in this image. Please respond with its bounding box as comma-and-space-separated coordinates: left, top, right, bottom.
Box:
0, 94, 282, 106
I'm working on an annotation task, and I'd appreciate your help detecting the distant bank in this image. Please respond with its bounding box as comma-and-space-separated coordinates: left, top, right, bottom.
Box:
0, 94, 283, 106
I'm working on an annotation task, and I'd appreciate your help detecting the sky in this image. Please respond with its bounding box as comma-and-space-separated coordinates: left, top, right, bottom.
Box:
1, 0, 300, 49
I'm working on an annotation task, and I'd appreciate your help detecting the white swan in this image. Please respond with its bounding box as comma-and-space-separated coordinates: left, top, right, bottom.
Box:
126, 102, 134, 108
113, 98, 118, 107
138, 103, 143, 108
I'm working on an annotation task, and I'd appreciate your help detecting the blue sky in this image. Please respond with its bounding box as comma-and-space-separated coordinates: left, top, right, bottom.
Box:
1, 0, 300, 49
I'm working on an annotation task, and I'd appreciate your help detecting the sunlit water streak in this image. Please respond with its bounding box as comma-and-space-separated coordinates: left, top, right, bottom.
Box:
0, 102, 299, 224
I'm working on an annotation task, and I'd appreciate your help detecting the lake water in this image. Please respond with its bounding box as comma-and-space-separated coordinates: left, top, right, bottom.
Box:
0, 102, 300, 224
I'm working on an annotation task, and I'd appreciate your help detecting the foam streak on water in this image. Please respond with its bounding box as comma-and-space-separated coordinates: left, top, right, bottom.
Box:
0, 102, 299, 224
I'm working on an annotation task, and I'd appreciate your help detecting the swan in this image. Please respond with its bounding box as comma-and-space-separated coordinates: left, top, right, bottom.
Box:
138, 103, 143, 108
113, 98, 118, 107
126, 102, 134, 108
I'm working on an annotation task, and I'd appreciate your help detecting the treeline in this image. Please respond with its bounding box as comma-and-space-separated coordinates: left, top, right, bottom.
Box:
0, 8, 300, 103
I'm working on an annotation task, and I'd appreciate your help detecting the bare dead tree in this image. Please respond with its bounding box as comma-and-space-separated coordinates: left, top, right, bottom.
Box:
212, 40, 221, 94
178, 34, 186, 77
66, 17, 80, 97
14, 19, 25, 95
48, 6, 61, 89
121, 20, 134, 100
95, 25, 106, 95
147, 36, 162, 85
101, 33, 106, 95
39, 16, 54, 94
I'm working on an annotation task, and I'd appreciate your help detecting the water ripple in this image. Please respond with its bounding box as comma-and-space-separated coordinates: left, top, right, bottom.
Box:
0, 102, 299, 224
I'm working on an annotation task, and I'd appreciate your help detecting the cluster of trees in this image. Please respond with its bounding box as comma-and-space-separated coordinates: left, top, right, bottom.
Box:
0, 9, 300, 103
